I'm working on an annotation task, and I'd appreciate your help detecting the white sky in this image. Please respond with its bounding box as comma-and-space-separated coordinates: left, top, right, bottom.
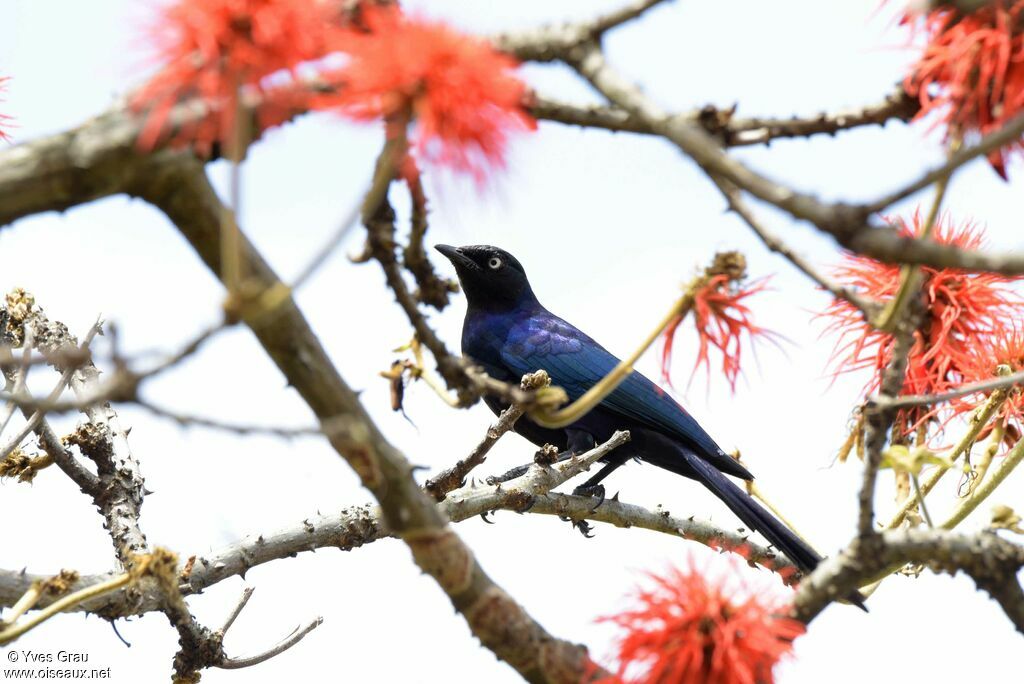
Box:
2, 1, 1024, 682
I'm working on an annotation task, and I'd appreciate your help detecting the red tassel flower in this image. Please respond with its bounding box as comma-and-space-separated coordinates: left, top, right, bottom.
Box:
902, 1, 1024, 177
320, 6, 535, 182
820, 210, 1021, 436
133, 2, 535, 183
661, 254, 776, 392
0, 77, 12, 143
132, 0, 345, 153
595, 556, 804, 684
952, 326, 1024, 446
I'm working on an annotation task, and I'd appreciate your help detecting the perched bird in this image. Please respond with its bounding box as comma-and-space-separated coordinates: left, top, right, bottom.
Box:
435, 243, 824, 577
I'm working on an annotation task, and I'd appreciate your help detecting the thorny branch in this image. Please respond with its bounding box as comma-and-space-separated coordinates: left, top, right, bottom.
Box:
358, 134, 477, 403
712, 176, 879, 319
4, 0, 1024, 677
491, 0, 672, 63
557, 41, 1024, 277
0, 320, 102, 462
425, 403, 526, 502
0, 28, 1015, 280
792, 529, 1024, 631
857, 305, 921, 537
531, 88, 918, 147
0, 314, 99, 492
0, 299, 324, 680
1, 430, 800, 621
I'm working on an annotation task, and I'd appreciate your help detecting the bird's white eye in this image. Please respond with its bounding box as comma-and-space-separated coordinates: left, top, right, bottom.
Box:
488, 257, 502, 270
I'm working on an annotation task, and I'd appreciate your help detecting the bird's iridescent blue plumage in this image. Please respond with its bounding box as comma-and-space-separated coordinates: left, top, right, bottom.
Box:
477, 309, 748, 476
436, 243, 838, 582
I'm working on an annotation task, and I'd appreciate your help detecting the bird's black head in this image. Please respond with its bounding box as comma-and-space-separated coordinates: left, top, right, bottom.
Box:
435, 244, 538, 311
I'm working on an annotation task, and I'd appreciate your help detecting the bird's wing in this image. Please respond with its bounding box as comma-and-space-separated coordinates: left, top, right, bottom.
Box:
499, 312, 729, 462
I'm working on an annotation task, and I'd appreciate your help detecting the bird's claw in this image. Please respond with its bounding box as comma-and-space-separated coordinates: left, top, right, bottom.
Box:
480, 511, 496, 524
487, 463, 530, 484
572, 483, 606, 511
574, 519, 595, 538
559, 512, 596, 537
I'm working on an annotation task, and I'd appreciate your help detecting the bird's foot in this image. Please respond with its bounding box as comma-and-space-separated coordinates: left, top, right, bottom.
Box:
486, 464, 531, 484
572, 483, 606, 511
488, 451, 575, 485
560, 515, 595, 538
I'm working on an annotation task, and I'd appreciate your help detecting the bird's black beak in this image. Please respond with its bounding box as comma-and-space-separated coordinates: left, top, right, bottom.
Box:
434, 244, 475, 270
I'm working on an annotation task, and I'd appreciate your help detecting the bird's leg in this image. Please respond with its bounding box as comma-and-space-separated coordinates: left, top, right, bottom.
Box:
559, 450, 630, 537
564, 428, 596, 456
486, 450, 575, 484
571, 452, 629, 508
489, 430, 595, 484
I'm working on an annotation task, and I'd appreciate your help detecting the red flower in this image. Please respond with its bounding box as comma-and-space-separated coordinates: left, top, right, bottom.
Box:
0, 77, 12, 143
820, 211, 1021, 434
132, 0, 344, 154
596, 556, 804, 684
661, 271, 776, 393
902, 1, 1024, 177
954, 326, 1024, 442
320, 6, 535, 181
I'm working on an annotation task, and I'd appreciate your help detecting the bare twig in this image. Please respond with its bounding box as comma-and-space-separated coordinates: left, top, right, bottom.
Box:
867, 110, 1024, 214
885, 384, 1010, 528
492, 0, 671, 62
0, 329, 33, 437
134, 398, 322, 437
218, 587, 254, 636
713, 176, 879, 318
561, 43, 1024, 278
208, 585, 322, 671
565, 42, 866, 234
425, 404, 525, 501
858, 304, 920, 536
722, 87, 918, 146
531, 88, 917, 146
0, 320, 101, 461
290, 198, 365, 294
875, 368, 1024, 410
219, 617, 323, 670
401, 170, 456, 310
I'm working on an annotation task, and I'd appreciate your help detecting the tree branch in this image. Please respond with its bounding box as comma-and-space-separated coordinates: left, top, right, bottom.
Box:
425, 403, 525, 502
792, 529, 1024, 628
0, 438, 794, 619
0, 316, 100, 493
129, 152, 603, 683
858, 301, 921, 536
565, 43, 867, 232
874, 367, 1024, 410
712, 176, 879, 318
492, 0, 671, 63
721, 87, 918, 146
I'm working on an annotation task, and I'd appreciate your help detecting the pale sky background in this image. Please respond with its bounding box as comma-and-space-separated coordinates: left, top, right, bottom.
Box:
2, 1, 1024, 682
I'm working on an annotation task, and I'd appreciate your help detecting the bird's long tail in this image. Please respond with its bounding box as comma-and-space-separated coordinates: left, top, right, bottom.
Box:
666, 447, 823, 573
648, 444, 866, 609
